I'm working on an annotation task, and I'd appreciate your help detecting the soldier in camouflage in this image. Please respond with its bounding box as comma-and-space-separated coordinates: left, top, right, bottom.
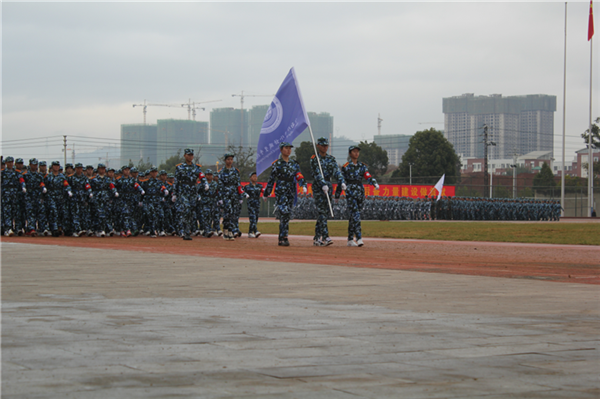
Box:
244, 171, 264, 238
174, 148, 208, 240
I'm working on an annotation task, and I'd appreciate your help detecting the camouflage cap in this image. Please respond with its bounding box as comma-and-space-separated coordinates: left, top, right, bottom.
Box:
75, 163, 83, 168
149, 166, 158, 172
167, 173, 174, 178
65, 163, 74, 169
5, 156, 14, 163
122, 165, 130, 170
29, 158, 39, 165
184, 148, 194, 155
51, 160, 60, 166
159, 169, 167, 175
317, 137, 329, 146
223, 153, 235, 159
16, 158, 24, 163
130, 167, 138, 173
39, 161, 47, 166
249, 171, 257, 178
86, 164, 94, 169
107, 167, 115, 172
205, 169, 213, 175
348, 145, 361, 152
97, 163, 106, 168
279, 142, 293, 149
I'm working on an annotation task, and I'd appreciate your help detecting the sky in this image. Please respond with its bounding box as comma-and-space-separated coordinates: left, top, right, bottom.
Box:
2, 1, 599, 165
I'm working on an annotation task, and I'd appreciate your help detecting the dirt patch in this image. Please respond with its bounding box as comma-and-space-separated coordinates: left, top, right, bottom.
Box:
2, 235, 598, 285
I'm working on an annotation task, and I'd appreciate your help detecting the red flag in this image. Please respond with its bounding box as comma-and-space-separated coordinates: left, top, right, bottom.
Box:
589, 0, 595, 41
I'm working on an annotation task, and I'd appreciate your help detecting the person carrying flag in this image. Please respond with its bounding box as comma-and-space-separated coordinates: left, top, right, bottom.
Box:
335, 145, 379, 247
264, 142, 307, 246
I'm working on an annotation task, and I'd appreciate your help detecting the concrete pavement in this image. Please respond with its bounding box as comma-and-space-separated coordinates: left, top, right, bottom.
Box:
2, 242, 599, 398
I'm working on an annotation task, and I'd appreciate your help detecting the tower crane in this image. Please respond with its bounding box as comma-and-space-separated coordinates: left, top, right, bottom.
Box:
231, 91, 274, 146
132, 99, 184, 125
181, 98, 222, 121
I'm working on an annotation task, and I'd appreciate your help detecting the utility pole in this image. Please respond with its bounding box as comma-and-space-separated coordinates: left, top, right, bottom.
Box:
63, 135, 67, 166
481, 125, 496, 198
377, 114, 382, 136
511, 150, 518, 199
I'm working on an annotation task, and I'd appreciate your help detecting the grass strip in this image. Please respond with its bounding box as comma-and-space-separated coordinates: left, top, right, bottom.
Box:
238, 221, 600, 246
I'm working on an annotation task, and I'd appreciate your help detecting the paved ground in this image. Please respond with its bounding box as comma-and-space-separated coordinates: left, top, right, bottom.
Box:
2, 242, 599, 398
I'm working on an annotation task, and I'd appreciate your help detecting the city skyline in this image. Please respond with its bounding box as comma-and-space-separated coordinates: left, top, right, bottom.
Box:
2, 2, 598, 165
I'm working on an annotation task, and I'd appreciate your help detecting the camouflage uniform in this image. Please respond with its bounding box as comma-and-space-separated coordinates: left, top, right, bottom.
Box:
243, 179, 264, 236
310, 138, 345, 245
68, 165, 93, 235
265, 143, 307, 244
21, 159, 48, 235
45, 163, 73, 235
174, 152, 208, 239
335, 154, 377, 243
217, 160, 243, 239
115, 168, 145, 235
142, 169, 169, 237
90, 165, 118, 236
1, 157, 26, 235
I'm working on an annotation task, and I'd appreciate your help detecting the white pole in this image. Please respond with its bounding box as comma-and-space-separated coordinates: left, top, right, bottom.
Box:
561, 2, 568, 216
588, 35, 594, 217
490, 171, 493, 198
308, 125, 334, 217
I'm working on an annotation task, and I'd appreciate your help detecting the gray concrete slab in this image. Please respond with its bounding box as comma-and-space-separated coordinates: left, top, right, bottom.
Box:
2, 242, 599, 398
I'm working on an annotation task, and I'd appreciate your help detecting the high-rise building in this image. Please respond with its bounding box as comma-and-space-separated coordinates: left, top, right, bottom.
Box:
247, 105, 269, 148
156, 119, 208, 166
210, 108, 248, 147
443, 93, 556, 160
373, 134, 412, 166
120, 124, 158, 167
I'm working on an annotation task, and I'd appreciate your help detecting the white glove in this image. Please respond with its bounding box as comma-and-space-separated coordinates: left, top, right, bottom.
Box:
302, 186, 307, 194
164, 189, 169, 196
341, 183, 347, 191
42, 187, 47, 194
218, 200, 223, 206
245, 193, 250, 199
262, 196, 268, 202
114, 192, 119, 198
140, 189, 145, 195
89, 193, 93, 198
198, 196, 202, 201
171, 195, 177, 203
322, 185, 329, 193
67, 191, 73, 198
239, 199, 244, 204
204, 184, 209, 191
22, 187, 27, 194
375, 184, 380, 190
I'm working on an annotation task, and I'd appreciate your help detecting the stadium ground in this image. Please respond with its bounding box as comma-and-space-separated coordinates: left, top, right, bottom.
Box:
2, 228, 599, 398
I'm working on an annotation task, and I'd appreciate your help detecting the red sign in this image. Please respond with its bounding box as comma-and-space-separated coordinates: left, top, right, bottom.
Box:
244, 182, 455, 198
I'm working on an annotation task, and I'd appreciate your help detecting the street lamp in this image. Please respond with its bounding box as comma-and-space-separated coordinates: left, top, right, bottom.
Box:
409, 163, 413, 186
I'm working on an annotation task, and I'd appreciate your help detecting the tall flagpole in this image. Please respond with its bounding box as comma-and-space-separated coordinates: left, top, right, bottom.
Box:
588, 0, 594, 217
562, 2, 567, 217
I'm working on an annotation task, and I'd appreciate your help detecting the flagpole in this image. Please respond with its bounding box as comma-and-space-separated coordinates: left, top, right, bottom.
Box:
588, 34, 593, 217
308, 125, 334, 217
561, 2, 567, 217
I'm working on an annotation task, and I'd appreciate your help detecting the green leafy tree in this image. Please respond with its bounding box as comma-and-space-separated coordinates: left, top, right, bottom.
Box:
394, 128, 461, 184
158, 150, 184, 174
136, 157, 154, 172
292, 141, 315, 182
533, 162, 556, 194
355, 140, 388, 178
581, 120, 599, 149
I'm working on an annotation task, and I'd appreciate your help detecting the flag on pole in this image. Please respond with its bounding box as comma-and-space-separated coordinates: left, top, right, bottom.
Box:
256, 68, 310, 176
589, 0, 595, 41
433, 174, 445, 200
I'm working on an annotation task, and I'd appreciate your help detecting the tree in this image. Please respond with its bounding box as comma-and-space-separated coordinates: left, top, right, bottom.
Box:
225, 145, 256, 179
136, 157, 154, 172
532, 162, 556, 194
292, 141, 315, 182
356, 140, 388, 178
394, 128, 461, 185
158, 150, 184, 174
581, 120, 599, 149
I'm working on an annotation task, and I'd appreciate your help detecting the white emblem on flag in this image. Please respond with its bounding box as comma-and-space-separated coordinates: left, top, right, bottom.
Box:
260, 97, 283, 134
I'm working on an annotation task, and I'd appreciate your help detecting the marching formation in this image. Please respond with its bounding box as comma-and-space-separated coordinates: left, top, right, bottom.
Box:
293, 196, 562, 222
0, 151, 263, 241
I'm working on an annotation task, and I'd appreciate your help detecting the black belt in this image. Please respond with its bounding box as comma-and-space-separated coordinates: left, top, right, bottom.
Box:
347, 180, 362, 185
279, 177, 294, 183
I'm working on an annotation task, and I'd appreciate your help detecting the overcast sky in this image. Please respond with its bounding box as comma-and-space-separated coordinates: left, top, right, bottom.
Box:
2, 1, 598, 163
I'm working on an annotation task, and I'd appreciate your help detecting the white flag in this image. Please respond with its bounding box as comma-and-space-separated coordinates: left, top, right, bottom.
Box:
434, 174, 445, 200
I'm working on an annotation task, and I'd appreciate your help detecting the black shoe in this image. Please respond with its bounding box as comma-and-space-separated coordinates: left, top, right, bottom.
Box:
183, 235, 192, 241
278, 239, 290, 247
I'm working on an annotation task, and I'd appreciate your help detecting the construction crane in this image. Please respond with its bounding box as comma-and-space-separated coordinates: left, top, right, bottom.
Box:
132, 99, 184, 125
231, 91, 274, 146
377, 114, 383, 136
181, 99, 222, 121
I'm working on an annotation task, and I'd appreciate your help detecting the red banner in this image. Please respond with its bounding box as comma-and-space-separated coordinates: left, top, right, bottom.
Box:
245, 182, 455, 198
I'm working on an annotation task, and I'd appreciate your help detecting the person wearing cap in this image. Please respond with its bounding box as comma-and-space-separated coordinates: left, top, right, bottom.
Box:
198, 168, 218, 237
90, 163, 118, 237
12, 158, 28, 235
335, 145, 379, 247
21, 158, 49, 236
129, 167, 145, 236
174, 148, 208, 241
157, 169, 171, 237
66, 163, 93, 237
310, 137, 346, 247
216, 153, 244, 241
141, 166, 169, 238
44, 161, 73, 237
164, 172, 177, 236
264, 142, 307, 246
1, 156, 27, 236
243, 171, 264, 238
114, 165, 145, 237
